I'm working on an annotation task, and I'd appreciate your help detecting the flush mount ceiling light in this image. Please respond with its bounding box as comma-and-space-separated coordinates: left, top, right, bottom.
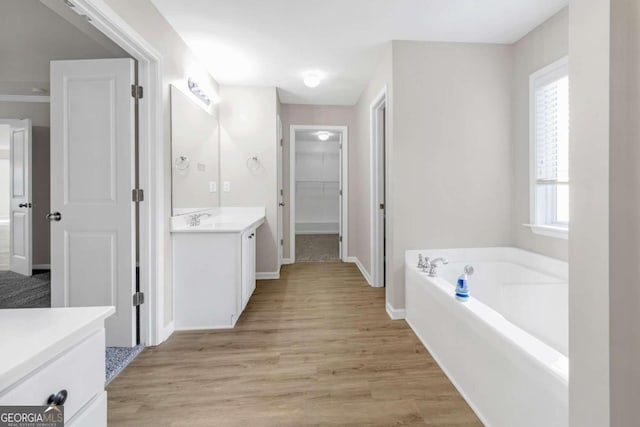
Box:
303, 72, 322, 88
317, 131, 331, 141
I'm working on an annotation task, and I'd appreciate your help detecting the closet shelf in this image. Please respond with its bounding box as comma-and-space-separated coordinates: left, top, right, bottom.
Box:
295, 180, 339, 183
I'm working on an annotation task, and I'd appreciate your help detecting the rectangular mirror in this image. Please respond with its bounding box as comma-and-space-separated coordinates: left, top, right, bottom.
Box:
170, 85, 219, 214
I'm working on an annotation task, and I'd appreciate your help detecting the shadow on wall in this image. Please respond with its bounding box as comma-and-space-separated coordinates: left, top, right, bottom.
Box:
33, 126, 50, 268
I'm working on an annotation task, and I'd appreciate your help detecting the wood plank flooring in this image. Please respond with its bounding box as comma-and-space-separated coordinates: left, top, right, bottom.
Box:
107, 262, 482, 426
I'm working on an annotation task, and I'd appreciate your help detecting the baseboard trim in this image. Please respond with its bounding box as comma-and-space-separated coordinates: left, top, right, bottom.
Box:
281, 258, 294, 265
33, 264, 51, 270
346, 256, 373, 286
160, 321, 175, 344
386, 302, 406, 320
256, 271, 280, 280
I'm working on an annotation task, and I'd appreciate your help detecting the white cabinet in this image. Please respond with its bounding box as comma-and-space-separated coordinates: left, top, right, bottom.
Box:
0, 307, 113, 427
173, 224, 262, 330
241, 228, 257, 310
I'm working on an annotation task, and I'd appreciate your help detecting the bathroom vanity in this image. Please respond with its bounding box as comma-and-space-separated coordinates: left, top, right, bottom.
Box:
0, 306, 114, 427
171, 207, 265, 330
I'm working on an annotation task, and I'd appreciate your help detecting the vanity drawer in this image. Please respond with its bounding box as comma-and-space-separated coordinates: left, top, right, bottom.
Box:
0, 329, 105, 422
68, 391, 107, 427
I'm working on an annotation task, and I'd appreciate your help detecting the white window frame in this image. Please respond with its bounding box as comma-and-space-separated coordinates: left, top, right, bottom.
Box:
528, 56, 569, 240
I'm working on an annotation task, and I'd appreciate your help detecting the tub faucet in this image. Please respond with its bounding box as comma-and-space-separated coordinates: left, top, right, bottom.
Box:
428, 258, 448, 277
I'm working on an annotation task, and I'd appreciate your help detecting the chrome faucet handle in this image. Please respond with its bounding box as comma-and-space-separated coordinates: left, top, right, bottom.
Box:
428, 258, 448, 277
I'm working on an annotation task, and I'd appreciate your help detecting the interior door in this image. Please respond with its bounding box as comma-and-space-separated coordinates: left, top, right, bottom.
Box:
277, 115, 284, 266
9, 119, 32, 277
50, 59, 136, 347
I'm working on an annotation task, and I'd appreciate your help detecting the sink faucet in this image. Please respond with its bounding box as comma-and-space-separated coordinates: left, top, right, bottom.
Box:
188, 212, 212, 227
428, 257, 449, 277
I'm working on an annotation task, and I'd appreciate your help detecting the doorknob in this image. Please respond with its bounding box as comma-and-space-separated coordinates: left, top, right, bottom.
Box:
18, 203, 32, 208
279, 202, 285, 206
46, 212, 62, 222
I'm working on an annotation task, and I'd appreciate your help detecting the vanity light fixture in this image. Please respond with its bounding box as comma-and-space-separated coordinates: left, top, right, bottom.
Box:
303, 72, 322, 88
188, 78, 212, 106
317, 131, 331, 141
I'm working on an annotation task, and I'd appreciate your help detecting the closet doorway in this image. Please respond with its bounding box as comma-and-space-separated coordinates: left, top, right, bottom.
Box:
290, 125, 348, 263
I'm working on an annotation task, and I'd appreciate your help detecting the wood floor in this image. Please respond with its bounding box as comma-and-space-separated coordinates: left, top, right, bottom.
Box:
107, 262, 482, 426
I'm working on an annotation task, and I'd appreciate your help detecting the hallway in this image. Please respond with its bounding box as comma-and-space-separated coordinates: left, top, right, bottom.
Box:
107, 262, 481, 426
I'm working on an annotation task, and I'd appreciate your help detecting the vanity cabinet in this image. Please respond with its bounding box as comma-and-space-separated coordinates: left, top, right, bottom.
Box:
172, 208, 265, 330
0, 307, 114, 427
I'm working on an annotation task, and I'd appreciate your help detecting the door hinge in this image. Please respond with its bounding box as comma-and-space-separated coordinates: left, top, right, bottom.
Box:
132, 189, 144, 202
339, 189, 343, 196
280, 189, 283, 196
340, 143, 343, 150
131, 84, 143, 99
339, 236, 343, 242
133, 292, 145, 306
280, 239, 284, 246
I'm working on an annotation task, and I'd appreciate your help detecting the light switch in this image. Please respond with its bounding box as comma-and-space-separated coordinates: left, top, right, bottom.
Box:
223, 181, 231, 192
209, 181, 217, 193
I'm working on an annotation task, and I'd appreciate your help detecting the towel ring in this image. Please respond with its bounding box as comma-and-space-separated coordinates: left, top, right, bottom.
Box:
175, 155, 190, 171
246, 156, 261, 172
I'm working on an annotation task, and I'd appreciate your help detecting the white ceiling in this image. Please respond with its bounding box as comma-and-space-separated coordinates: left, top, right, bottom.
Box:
0, 0, 127, 95
151, 0, 568, 105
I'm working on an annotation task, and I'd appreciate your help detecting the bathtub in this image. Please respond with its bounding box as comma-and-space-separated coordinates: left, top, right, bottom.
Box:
405, 247, 568, 427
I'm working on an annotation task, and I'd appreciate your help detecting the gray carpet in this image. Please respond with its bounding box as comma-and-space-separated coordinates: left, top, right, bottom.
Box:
0, 269, 142, 385
295, 234, 340, 262
105, 345, 144, 385
0, 270, 51, 308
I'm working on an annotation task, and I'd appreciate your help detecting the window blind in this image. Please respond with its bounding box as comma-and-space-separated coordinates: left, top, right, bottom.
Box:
534, 75, 569, 186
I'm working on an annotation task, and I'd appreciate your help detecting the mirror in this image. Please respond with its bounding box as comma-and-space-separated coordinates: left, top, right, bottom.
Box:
170, 85, 219, 214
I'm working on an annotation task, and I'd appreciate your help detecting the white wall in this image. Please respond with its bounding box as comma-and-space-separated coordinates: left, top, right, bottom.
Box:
353, 43, 393, 281
280, 104, 357, 259
219, 86, 279, 275
512, 8, 569, 261
0, 125, 9, 220
387, 40, 513, 310
568, 0, 611, 425
609, 1, 640, 424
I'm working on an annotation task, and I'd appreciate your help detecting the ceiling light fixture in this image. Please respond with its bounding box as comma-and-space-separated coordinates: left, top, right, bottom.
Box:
317, 131, 331, 141
303, 72, 322, 88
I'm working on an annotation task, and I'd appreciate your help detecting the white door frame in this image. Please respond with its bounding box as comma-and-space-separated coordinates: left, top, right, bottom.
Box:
0, 119, 32, 276
370, 87, 387, 288
277, 115, 284, 269
289, 125, 348, 263
69, 0, 166, 345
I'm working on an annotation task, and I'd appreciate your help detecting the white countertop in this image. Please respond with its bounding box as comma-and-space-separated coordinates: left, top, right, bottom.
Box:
0, 306, 114, 391
170, 207, 266, 233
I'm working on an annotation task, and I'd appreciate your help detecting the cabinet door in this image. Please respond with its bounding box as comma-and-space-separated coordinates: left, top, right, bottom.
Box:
240, 229, 252, 310
249, 229, 256, 296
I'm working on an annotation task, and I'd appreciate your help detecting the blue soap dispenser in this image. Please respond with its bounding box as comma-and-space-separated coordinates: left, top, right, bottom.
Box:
456, 265, 474, 302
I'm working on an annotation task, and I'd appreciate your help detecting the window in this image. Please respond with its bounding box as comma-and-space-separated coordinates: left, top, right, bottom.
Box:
529, 57, 569, 239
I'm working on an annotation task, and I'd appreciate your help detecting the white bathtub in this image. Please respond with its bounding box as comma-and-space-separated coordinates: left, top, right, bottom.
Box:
405, 247, 568, 427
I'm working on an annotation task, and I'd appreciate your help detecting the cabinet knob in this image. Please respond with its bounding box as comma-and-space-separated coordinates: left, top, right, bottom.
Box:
47, 389, 68, 406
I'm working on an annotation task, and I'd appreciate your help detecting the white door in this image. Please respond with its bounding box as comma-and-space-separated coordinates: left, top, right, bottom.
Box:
50, 59, 137, 347
277, 115, 284, 266
9, 120, 32, 277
